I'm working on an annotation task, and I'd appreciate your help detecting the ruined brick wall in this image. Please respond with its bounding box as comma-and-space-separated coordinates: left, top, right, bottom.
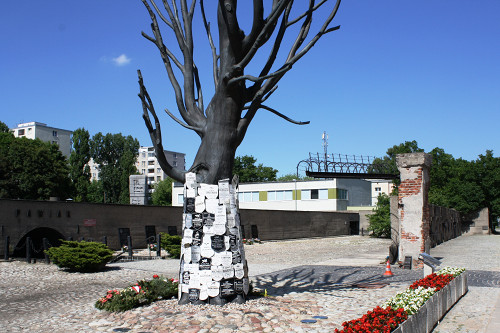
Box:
429, 204, 462, 247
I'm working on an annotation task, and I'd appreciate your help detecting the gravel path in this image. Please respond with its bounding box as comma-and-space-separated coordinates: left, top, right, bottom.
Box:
1, 234, 498, 332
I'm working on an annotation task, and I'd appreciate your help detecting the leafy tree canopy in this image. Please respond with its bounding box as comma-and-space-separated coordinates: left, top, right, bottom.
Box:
151, 177, 173, 206
69, 128, 92, 202
233, 155, 278, 183
368, 193, 391, 238
277, 173, 315, 182
0, 121, 10, 133
0, 133, 72, 200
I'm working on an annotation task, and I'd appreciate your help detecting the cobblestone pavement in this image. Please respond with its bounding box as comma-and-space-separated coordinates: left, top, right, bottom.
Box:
0, 234, 499, 332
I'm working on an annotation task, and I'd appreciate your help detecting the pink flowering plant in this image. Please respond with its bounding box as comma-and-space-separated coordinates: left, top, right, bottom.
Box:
95, 274, 178, 312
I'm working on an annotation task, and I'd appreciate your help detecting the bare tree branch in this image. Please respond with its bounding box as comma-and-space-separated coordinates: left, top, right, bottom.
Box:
164, 107, 203, 133
243, 104, 310, 125
137, 70, 186, 183
287, 0, 328, 26
200, 0, 219, 88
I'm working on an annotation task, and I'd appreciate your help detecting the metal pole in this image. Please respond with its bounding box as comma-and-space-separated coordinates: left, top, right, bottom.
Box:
4, 236, 9, 260
127, 236, 133, 257
26, 237, 32, 264
156, 233, 161, 257
43, 238, 50, 264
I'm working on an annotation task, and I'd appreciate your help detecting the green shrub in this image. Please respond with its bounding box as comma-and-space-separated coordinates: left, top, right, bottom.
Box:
368, 193, 391, 238
95, 275, 178, 312
160, 232, 182, 258
45, 240, 113, 272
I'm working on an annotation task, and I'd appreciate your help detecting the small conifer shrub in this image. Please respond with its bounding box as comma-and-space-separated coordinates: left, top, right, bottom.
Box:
159, 233, 181, 258
45, 240, 113, 272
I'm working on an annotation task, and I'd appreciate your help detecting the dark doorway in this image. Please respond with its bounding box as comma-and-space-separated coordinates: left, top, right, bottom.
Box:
167, 226, 178, 235
145, 225, 156, 242
251, 225, 259, 239
349, 221, 360, 235
13, 227, 65, 258
118, 228, 131, 248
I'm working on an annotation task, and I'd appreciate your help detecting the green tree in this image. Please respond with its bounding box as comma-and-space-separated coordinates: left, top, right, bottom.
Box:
367, 193, 391, 238
277, 173, 314, 181
0, 121, 9, 133
90, 132, 140, 204
151, 177, 173, 206
0, 133, 72, 200
69, 128, 91, 202
472, 150, 500, 227
233, 155, 278, 183
87, 180, 104, 203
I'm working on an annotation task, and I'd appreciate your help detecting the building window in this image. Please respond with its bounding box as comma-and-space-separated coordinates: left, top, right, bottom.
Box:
268, 190, 293, 201
338, 189, 348, 200
52, 130, 58, 137
311, 189, 319, 199
18, 129, 25, 136
238, 191, 259, 202
148, 152, 155, 157
141, 169, 146, 174
302, 189, 328, 200
157, 176, 161, 181
142, 152, 146, 158
375, 187, 381, 192
157, 168, 162, 173
178, 194, 184, 204
141, 161, 146, 166
148, 161, 155, 165
173, 153, 177, 158
173, 161, 177, 167
319, 189, 328, 200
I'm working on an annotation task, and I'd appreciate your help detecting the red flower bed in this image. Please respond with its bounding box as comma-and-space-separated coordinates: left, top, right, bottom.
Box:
409, 273, 454, 291
335, 306, 408, 333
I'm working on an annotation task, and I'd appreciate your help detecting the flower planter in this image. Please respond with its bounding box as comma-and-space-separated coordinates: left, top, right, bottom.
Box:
392, 272, 468, 333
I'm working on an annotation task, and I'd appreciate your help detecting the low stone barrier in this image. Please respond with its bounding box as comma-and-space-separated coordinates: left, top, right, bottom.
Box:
393, 272, 468, 333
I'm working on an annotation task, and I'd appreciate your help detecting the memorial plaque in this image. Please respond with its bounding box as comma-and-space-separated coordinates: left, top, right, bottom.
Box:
183, 214, 193, 229
188, 288, 200, 302
211, 252, 223, 266
211, 266, 223, 281
232, 251, 242, 264
204, 184, 219, 199
183, 229, 193, 244
203, 225, 215, 236
195, 196, 205, 213
234, 213, 241, 226
182, 284, 190, 293
234, 279, 244, 294
182, 271, 190, 284
215, 205, 226, 223
227, 214, 235, 228
182, 246, 192, 263
229, 234, 238, 252
186, 188, 196, 198
185, 172, 197, 187
222, 265, 234, 279
207, 281, 220, 297
199, 288, 209, 301
185, 197, 195, 213
192, 230, 203, 246
221, 251, 233, 266
234, 263, 244, 279
191, 246, 201, 263
224, 236, 230, 250
229, 227, 239, 235
192, 214, 203, 230
203, 213, 215, 226
214, 223, 226, 235
220, 279, 235, 297
199, 269, 212, 282
199, 258, 212, 270
218, 180, 230, 204
205, 198, 218, 214
211, 235, 225, 252
200, 241, 215, 258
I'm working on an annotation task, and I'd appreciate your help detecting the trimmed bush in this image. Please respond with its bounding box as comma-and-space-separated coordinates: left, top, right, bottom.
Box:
45, 240, 113, 272
159, 232, 181, 258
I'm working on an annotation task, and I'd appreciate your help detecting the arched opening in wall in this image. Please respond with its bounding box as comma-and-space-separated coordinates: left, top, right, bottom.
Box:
12, 227, 65, 258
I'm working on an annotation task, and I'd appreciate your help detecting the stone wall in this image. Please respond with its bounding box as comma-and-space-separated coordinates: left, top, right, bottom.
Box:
428, 204, 462, 247
0, 199, 357, 256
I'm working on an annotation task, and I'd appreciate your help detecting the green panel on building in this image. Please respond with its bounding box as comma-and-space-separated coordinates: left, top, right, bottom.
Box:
259, 191, 267, 201
293, 190, 301, 200
328, 188, 337, 199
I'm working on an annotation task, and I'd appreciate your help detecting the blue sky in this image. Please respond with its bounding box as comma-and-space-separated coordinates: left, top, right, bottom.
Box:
1, 1, 499, 177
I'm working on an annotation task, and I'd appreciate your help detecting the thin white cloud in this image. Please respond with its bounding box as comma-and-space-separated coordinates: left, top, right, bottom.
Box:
112, 54, 131, 66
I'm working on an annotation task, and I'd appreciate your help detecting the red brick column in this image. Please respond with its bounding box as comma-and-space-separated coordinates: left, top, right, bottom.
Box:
396, 153, 432, 268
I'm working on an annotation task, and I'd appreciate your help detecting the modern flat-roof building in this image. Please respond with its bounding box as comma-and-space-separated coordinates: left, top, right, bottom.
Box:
10, 122, 72, 157
172, 178, 373, 211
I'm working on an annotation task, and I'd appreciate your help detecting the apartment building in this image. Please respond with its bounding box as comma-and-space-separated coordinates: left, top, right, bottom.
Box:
135, 147, 186, 187
10, 122, 72, 157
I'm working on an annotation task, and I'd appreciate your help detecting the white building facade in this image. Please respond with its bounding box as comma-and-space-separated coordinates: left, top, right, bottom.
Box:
370, 179, 395, 206
10, 122, 72, 157
135, 147, 186, 187
172, 178, 373, 211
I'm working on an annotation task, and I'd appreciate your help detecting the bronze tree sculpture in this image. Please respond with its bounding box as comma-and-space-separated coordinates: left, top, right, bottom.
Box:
138, 0, 342, 185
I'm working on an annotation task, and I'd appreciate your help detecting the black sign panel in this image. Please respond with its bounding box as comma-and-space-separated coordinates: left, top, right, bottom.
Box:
220, 279, 235, 297
192, 230, 203, 246
185, 198, 195, 213
232, 251, 242, 264
234, 279, 244, 294
211, 235, 225, 252
404, 256, 412, 270
192, 213, 203, 229
203, 213, 215, 227
229, 234, 238, 252
199, 258, 212, 270
188, 288, 200, 302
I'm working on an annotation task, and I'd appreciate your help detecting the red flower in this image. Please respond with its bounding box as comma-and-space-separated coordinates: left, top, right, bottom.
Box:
153, 274, 159, 279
